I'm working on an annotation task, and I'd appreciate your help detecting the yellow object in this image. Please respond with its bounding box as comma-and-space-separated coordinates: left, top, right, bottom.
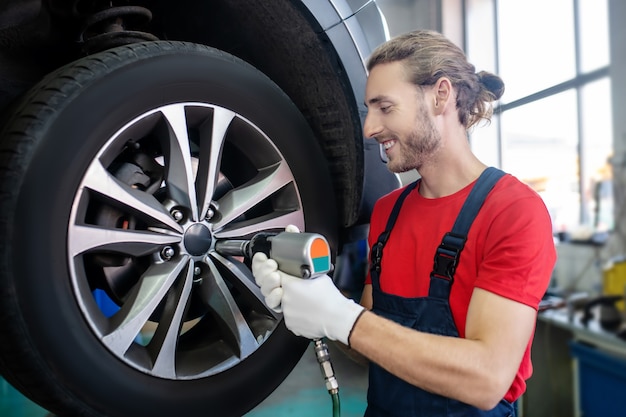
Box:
603, 257, 626, 311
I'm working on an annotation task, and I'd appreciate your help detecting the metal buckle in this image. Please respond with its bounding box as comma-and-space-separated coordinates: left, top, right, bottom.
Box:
370, 241, 384, 272
431, 232, 467, 281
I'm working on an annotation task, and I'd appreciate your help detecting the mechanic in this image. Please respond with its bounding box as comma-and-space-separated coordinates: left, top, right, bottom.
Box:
252, 29, 556, 417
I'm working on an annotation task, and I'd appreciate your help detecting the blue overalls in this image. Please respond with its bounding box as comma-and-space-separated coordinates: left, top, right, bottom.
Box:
364, 168, 516, 417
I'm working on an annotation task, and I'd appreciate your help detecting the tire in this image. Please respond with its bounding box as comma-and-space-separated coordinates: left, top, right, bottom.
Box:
0, 41, 338, 417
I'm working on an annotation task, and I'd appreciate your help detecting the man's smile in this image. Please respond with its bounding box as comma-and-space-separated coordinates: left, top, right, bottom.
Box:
382, 139, 396, 150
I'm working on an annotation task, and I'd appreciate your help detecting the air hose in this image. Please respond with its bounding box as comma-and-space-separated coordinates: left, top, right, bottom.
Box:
331, 392, 341, 417
217, 232, 341, 415
314, 339, 341, 417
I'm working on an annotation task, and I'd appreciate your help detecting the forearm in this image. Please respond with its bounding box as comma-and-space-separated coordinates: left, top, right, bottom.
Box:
330, 340, 370, 367
348, 310, 512, 410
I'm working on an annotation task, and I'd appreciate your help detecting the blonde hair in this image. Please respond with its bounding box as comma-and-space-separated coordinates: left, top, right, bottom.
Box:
367, 30, 504, 129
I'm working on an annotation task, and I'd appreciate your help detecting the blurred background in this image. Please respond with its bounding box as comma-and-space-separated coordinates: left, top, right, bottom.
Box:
2, 1, 625, 416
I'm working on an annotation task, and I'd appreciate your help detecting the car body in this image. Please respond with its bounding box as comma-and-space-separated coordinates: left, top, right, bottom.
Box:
0, 1, 399, 416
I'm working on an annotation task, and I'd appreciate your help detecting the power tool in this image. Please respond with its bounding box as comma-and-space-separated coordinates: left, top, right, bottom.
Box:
215, 230, 341, 416
215, 231, 334, 278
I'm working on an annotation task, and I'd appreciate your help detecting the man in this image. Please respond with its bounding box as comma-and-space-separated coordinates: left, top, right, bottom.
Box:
253, 30, 556, 416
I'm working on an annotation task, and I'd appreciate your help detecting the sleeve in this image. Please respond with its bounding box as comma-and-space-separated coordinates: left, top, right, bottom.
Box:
475, 188, 557, 310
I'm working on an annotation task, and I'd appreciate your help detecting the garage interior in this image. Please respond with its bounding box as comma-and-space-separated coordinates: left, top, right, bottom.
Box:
2, 0, 626, 416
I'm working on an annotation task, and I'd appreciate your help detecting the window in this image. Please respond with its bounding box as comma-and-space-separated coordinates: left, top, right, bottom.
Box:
465, 0, 612, 236
500, 91, 579, 232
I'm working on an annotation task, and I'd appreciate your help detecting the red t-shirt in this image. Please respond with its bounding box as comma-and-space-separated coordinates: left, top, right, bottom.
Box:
365, 173, 556, 402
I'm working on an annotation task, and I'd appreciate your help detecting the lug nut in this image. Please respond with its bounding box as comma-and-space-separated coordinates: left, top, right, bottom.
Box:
193, 266, 203, 284
206, 202, 219, 221
161, 246, 175, 260
171, 209, 183, 222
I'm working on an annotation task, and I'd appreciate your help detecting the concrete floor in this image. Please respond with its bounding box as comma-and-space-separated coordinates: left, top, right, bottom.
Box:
245, 342, 369, 417
0, 341, 369, 417
0, 381, 51, 417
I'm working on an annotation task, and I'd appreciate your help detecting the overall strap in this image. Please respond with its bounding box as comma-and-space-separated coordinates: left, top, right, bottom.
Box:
429, 167, 506, 299
370, 181, 418, 292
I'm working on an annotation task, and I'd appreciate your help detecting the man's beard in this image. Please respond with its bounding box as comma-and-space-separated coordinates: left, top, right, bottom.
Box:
387, 109, 441, 173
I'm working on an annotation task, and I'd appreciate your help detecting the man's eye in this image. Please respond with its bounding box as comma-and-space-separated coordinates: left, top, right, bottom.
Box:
380, 106, 390, 113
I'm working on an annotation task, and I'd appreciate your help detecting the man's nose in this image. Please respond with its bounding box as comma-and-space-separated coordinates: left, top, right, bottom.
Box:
363, 111, 382, 139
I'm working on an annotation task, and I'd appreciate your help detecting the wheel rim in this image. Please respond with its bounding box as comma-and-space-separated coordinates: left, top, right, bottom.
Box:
67, 102, 305, 380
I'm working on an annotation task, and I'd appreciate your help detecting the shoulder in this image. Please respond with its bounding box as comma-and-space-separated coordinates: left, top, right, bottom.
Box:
476, 172, 555, 263
485, 174, 551, 221
474, 174, 556, 308
476, 174, 555, 262
491, 173, 543, 202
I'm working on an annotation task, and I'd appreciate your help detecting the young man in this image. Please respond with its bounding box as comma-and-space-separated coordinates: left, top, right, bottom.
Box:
252, 30, 556, 416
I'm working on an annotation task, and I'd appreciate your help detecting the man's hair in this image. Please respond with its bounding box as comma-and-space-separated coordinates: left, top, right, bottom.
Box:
367, 30, 505, 129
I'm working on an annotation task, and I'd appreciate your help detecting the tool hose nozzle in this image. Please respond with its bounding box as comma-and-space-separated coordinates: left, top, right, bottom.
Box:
314, 339, 339, 394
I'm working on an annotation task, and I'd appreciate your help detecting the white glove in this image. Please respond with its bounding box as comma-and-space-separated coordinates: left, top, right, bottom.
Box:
250, 224, 301, 312
251, 224, 364, 345
251, 224, 300, 313
281, 273, 365, 345
284, 224, 300, 233
251, 252, 283, 312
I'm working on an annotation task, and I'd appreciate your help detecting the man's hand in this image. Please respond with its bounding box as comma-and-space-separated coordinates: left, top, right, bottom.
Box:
250, 224, 301, 312
250, 224, 365, 345
280, 273, 365, 345
252, 262, 366, 345
251, 252, 283, 313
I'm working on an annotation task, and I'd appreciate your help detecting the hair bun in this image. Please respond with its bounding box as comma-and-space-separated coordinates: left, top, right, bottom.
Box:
478, 71, 505, 100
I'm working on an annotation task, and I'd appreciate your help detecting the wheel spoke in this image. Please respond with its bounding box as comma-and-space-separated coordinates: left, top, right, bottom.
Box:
196, 107, 236, 221
213, 161, 296, 231
68, 224, 181, 257
149, 262, 195, 378
83, 160, 183, 233
213, 211, 305, 239
209, 252, 281, 320
160, 104, 199, 221
102, 256, 190, 356
203, 259, 259, 358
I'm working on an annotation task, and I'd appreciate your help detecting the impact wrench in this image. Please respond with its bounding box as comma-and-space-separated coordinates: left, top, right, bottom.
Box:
215, 232, 342, 417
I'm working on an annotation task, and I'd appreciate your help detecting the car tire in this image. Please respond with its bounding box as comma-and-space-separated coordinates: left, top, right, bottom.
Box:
0, 41, 337, 417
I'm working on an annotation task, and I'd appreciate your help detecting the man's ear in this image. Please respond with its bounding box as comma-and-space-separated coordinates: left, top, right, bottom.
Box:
433, 77, 452, 115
